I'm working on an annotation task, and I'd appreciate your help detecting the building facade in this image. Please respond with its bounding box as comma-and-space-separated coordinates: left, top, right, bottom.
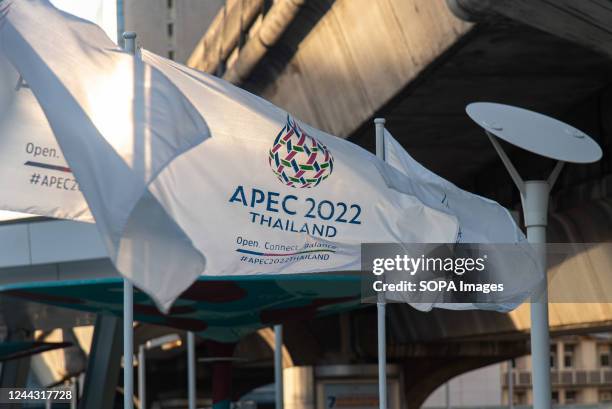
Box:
422, 364, 503, 408
503, 335, 612, 406
122, 0, 223, 63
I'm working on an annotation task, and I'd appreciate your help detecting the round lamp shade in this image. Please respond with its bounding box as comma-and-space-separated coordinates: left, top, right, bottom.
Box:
466, 102, 602, 163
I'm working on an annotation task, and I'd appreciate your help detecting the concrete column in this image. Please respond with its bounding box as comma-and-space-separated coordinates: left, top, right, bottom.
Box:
205, 341, 236, 409
284, 366, 314, 409
79, 314, 123, 409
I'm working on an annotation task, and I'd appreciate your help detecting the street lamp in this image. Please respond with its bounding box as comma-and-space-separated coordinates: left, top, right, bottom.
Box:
138, 333, 181, 409
466, 102, 602, 409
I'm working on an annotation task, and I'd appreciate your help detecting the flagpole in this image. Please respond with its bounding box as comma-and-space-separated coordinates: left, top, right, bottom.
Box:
374, 117, 387, 409
187, 331, 197, 409
274, 325, 284, 409
123, 279, 134, 409
138, 344, 146, 409
122, 31, 137, 409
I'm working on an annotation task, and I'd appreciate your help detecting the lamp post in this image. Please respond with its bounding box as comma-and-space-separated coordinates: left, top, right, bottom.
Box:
466, 102, 602, 409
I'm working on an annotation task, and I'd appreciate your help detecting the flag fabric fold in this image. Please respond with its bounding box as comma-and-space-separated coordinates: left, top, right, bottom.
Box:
0, 0, 208, 311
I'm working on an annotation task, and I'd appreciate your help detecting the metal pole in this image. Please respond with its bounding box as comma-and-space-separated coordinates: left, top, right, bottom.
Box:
445, 382, 450, 409
187, 332, 197, 409
274, 325, 284, 409
122, 31, 137, 409
508, 359, 514, 409
374, 118, 387, 409
123, 279, 134, 409
70, 379, 77, 409
138, 345, 146, 409
123, 31, 137, 54
486, 131, 553, 409
523, 181, 551, 409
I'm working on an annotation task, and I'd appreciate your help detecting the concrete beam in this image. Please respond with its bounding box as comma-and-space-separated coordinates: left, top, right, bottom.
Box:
187, 0, 264, 74
447, 0, 612, 57
192, 0, 472, 138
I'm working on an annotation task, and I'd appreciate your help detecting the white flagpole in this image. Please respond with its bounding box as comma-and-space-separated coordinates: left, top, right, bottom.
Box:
122, 31, 137, 409
123, 278, 134, 409
138, 345, 146, 409
187, 332, 197, 409
374, 118, 387, 409
274, 325, 284, 409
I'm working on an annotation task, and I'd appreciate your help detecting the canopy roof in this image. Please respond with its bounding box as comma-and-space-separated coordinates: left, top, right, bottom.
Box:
3, 274, 363, 342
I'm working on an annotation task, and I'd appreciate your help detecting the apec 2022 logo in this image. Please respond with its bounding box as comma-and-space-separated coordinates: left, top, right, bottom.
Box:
229, 115, 361, 239
269, 116, 334, 188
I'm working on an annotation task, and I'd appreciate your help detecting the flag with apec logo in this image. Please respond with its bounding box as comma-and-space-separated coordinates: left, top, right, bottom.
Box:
0, 0, 461, 311
0, 57, 92, 221
0, 0, 208, 311
142, 50, 460, 278
380, 130, 543, 311
0, 0, 114, 223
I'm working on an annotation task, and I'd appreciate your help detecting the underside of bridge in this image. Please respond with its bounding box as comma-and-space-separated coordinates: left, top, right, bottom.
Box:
156, 0, 612, 406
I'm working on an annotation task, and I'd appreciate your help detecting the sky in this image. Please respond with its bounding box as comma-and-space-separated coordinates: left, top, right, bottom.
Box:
50, 0, 118, 43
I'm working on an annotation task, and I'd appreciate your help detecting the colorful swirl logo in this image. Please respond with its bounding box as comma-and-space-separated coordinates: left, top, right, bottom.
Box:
268, 116, 334, 188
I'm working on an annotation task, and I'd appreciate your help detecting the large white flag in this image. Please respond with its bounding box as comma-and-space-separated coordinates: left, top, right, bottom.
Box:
142, 50, 459, 277
0, 0, 208, 311
383, 130, 524, 244
0, 57, 92, 221
381, 130, 542, 311
0, 1, 461, 311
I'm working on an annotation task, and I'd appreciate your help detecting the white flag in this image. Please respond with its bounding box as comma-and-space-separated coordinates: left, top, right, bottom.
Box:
0, 57, 91, 221
142, 50, 460, 278
0, 0, 208, 311
381, 130, 542, 311
383, 130, 524, 243
0, 0, 462, 311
